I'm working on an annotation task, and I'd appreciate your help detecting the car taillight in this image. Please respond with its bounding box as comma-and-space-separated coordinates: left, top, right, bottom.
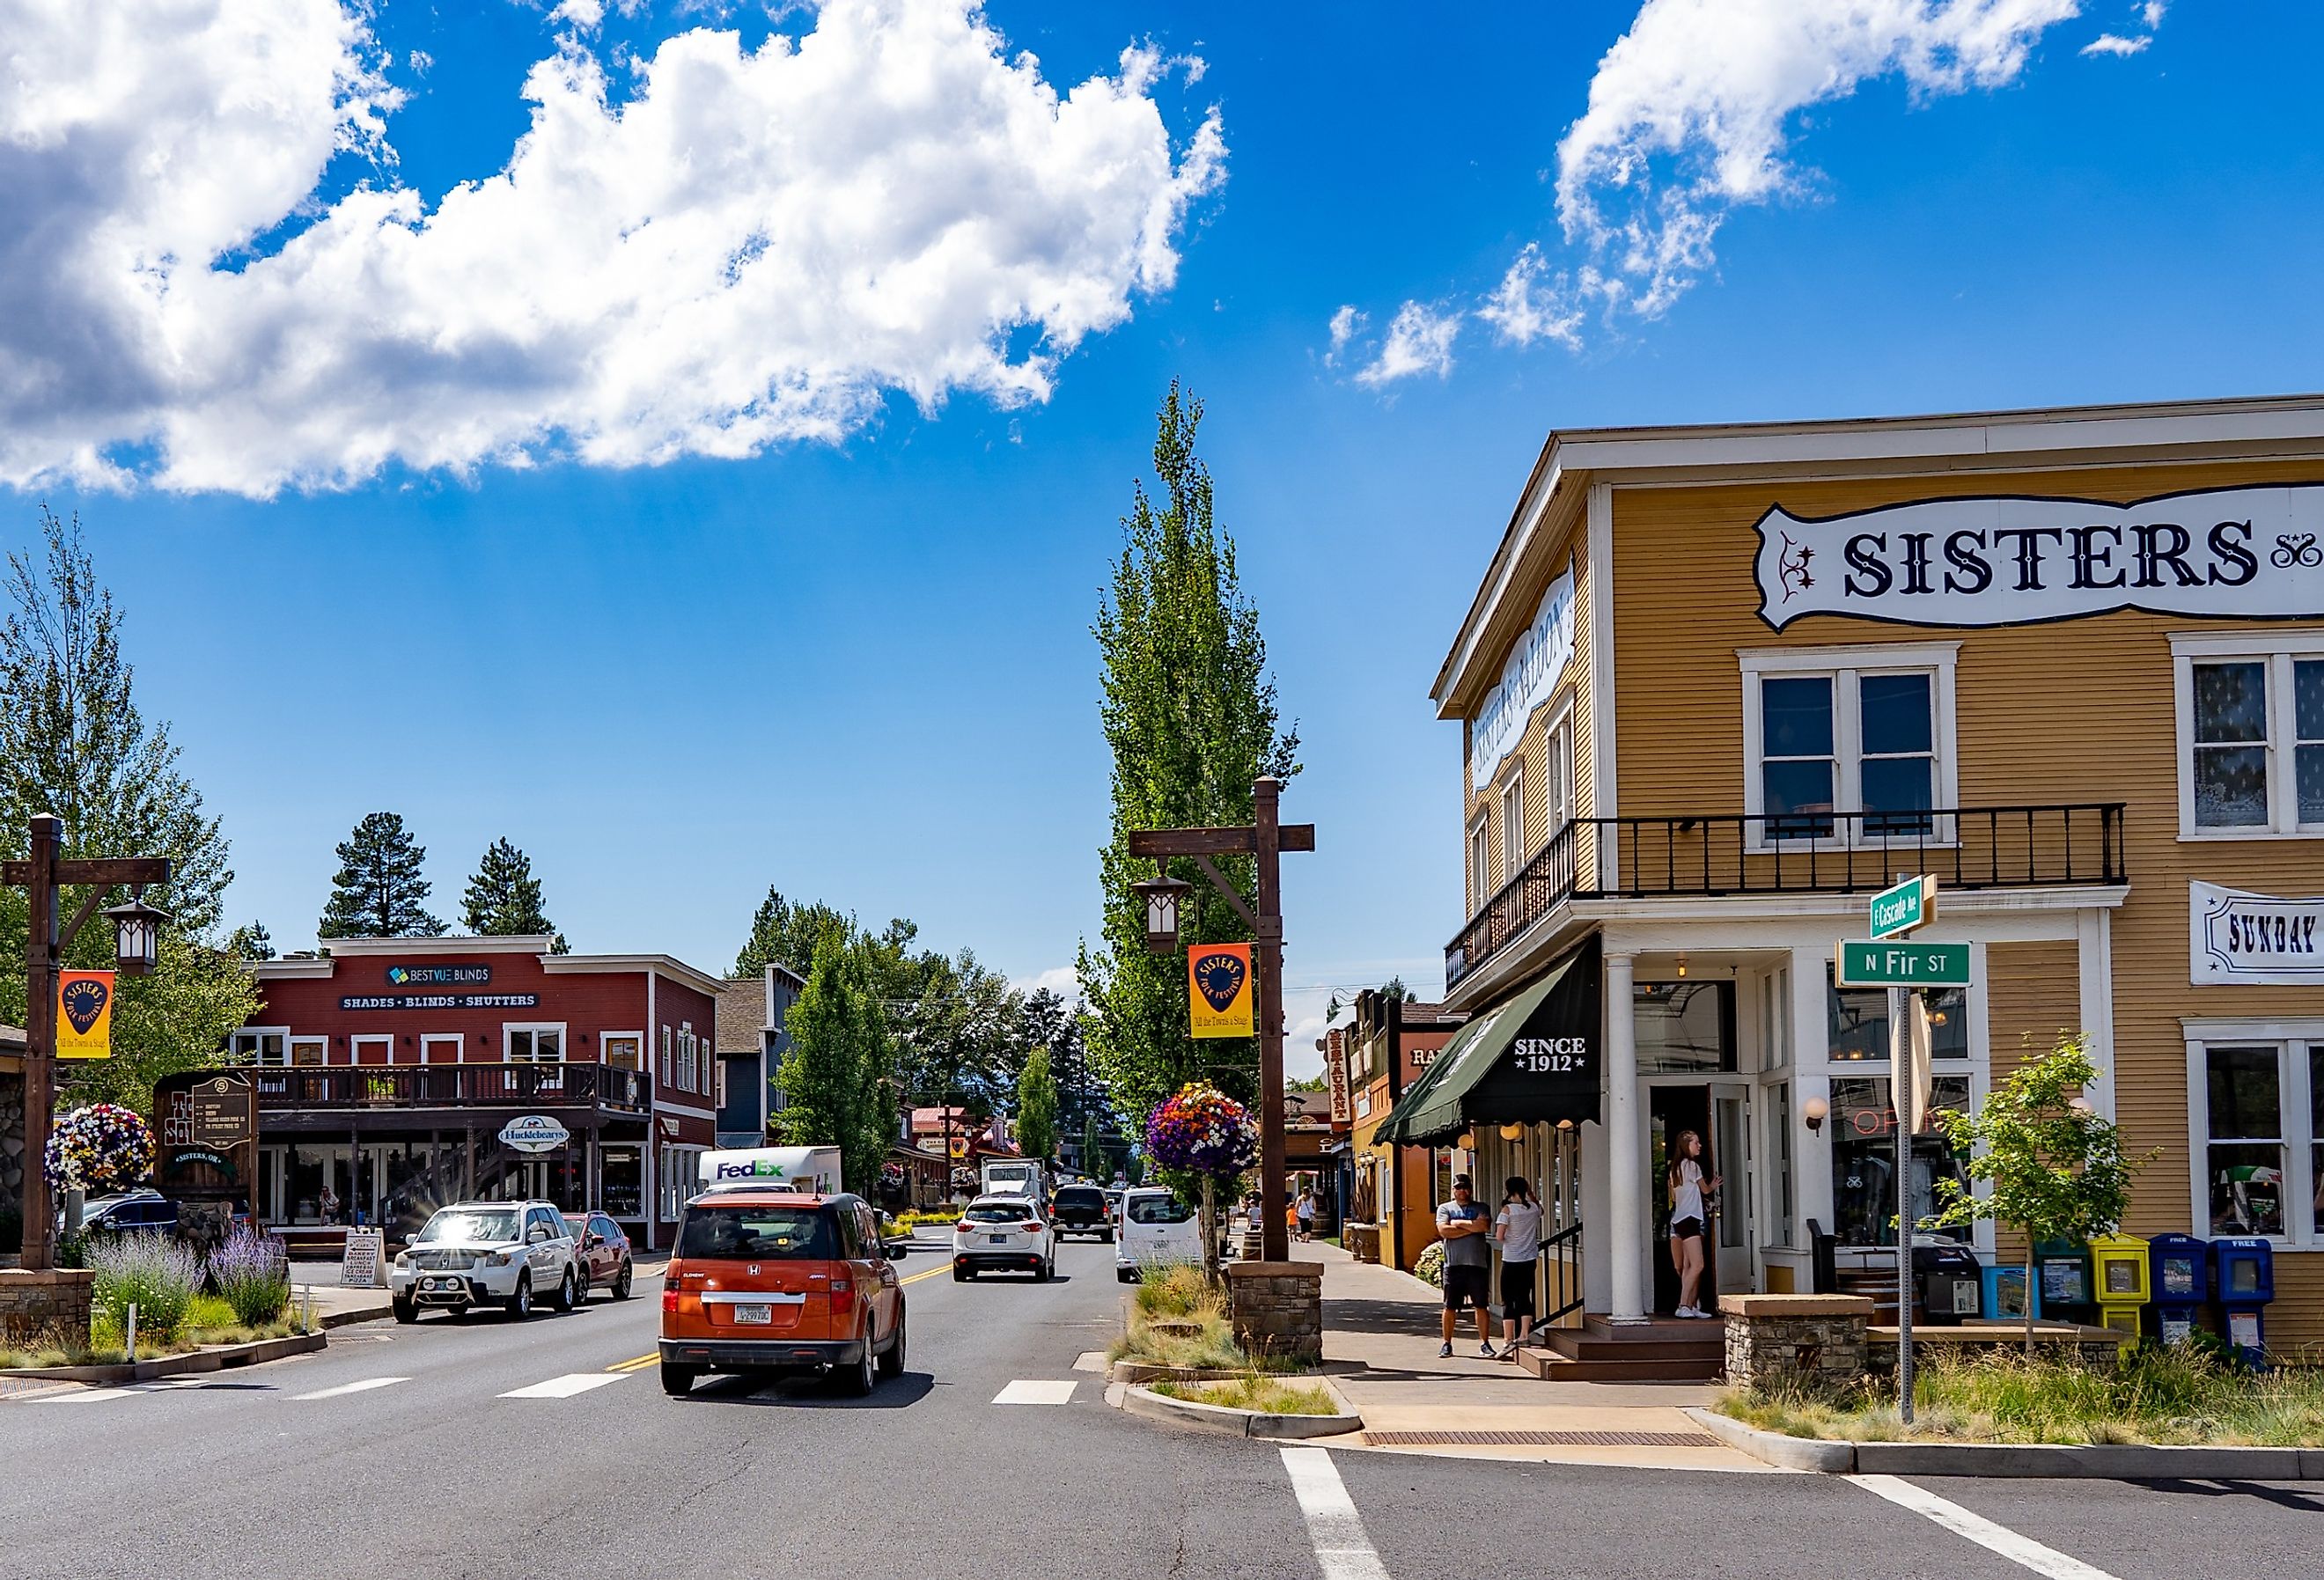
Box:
955, 1221, 974, 1235
662, 1287, 679, 1314
829, 1278, 852, 1295
1022, 1221, 1042, 1234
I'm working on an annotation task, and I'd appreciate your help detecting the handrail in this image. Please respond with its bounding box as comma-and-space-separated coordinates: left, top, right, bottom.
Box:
1446, 803, 2127, 991
235, 1060, 653, 1114
1541, 1219, 1584, 1326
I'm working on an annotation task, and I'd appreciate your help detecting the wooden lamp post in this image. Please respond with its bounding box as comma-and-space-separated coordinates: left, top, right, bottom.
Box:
1126, 776, 1314, 1265
4, 814, 173, 1272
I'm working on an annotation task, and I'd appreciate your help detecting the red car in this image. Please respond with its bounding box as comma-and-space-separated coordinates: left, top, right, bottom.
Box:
562, 1211, 636, 1301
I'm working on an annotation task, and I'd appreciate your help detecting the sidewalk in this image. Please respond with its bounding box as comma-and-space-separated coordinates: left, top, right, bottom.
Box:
1291, 1242, 1772, 1473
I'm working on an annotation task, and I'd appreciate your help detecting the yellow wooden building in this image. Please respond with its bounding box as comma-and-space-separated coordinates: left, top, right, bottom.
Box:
1419, 394, 2324, 1349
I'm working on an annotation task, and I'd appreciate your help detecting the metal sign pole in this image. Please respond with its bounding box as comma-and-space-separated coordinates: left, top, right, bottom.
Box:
1892, 984, 1915, 1426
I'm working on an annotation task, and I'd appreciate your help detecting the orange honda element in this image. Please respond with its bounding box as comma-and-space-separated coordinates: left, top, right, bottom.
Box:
658, 1189, 906, 1397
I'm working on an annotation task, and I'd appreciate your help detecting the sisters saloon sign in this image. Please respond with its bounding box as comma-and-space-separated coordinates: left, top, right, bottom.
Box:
1753, 483, 2324, 629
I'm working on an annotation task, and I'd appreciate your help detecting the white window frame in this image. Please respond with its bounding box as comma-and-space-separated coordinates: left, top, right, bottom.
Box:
286, 1035, 327, 1068
1739, 643, 1960, 852
233, 1027, 290, 1066
2171, 631, 2324, 840
1498, 762, 1526, 886
419, 1033, 462, 1063
1544, 703, 1574, 841
1467, 811, 1492, 909
349, 1033, 393, 1067
504, 1023, 569, 1063
601, 1031, 644, 1072
2183, 1018, 2324, 1247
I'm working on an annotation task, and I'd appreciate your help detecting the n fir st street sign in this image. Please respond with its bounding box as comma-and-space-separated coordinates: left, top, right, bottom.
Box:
1868, 875, 1936, 940
1837, 939, 1972, 988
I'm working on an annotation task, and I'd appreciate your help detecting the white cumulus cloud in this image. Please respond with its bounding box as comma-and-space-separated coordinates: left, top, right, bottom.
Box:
1353, 302, 1460, 387
1475, 244, 1590, 349
1553, 0, 2085, 318
2080, 32, 2148, 55
0, 0, 1225, 496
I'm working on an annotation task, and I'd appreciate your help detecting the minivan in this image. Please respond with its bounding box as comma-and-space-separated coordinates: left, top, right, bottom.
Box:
658, 1189, 907, 1397
1114, 1187, 1201, 1282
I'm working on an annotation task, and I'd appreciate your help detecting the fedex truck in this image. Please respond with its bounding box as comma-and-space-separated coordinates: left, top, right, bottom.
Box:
698, 1146, 843, 1196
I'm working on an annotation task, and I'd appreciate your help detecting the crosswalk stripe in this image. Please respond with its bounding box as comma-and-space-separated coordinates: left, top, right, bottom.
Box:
1847, 1475, 2121, 1580
291, 1377, 409, 1400
499, 1372, 629, 1400
1280, 1446, 1391, 1580
992, 1379, 1076, 1405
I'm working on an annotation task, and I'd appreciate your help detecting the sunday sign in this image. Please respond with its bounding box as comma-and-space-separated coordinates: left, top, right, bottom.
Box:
1753, 483, 2324, 629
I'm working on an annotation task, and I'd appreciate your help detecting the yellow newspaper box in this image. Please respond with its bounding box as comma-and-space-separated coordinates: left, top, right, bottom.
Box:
2091, 1232, 2150, 1334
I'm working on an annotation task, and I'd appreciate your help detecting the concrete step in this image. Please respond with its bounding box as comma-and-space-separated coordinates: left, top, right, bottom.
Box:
1512, 1346, 1724, 1383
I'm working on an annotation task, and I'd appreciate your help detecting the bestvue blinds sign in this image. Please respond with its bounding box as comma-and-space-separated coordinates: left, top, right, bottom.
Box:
2191, 881, 2324, 984
1469, 562, 1577, 784
386, 964, 490, 985
1753, 484, 2324, 629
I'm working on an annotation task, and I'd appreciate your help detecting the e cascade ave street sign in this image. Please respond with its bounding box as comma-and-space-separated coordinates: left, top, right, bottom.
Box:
1837, 940, 1971, 988
1869, 875, 1935, 939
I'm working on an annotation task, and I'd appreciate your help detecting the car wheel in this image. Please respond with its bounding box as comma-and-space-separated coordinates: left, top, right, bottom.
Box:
505, 1274, 533, 1319
876, 1312, 907, 1380
1034, 1258, 1052, 1283
611, 1260, 633, 1300
842, 1331, 877, 1396
554, 1268, 578, 1312
1117, 1268, 1136, 1283
1101, 1228, 1114, 1243
392, 1296, 418, 1324
955, 1266, 974, 1282
659, 1363, 697, 1397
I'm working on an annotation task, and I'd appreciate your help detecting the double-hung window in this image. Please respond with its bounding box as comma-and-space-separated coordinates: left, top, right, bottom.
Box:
1499, 766, 1526, 885
1468, 813, 1491, 908
1742, 644, 1957, 846
1544, 714, 1573, 840
2186, 1023, 2324, 1243
2173, 634, 2324, 836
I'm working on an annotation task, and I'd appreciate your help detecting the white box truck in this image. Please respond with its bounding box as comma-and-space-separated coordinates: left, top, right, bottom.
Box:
698, 1146, 843, 1196
979, 1157, 1048, 1202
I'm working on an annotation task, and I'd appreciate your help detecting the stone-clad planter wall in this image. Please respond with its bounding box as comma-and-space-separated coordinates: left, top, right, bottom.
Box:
0, 1268, 95, 1349
1720, 1293, 1874, 1389
1226, 1260, 1323, 1363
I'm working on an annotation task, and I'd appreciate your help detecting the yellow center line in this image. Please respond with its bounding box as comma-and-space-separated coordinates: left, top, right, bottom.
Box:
899, 1265, 951, 1286
607, 1353, 660, 1372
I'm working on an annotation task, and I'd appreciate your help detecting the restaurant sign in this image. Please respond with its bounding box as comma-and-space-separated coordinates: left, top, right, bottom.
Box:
2191, 881, 2324, 984
1754, 484, 2324, 630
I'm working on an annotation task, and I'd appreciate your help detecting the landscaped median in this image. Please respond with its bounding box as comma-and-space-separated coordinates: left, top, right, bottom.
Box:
1698, 1337, 2324, 1478
1107, 1263, 1362, 1439
1122, 1375, 1362, 1439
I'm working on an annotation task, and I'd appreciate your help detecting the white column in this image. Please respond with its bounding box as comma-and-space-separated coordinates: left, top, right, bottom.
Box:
1605, 950, 1645, 1322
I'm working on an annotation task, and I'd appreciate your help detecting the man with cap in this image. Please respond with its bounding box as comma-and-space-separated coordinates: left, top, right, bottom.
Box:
1436, 1173, 1496, 1358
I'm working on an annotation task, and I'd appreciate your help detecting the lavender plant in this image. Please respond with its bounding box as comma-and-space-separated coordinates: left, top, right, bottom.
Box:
88, 1232, 202, 1338
208, 1228, 291, 1326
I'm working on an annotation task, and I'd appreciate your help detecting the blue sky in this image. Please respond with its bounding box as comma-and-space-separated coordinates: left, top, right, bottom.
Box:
6, 1, 2321, 1072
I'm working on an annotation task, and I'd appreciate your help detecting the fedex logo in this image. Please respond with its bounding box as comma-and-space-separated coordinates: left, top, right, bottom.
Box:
714, 1159, 786, 1181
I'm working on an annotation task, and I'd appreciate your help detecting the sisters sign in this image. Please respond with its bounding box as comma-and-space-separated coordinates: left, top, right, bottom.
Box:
1753, 483, 2324, 630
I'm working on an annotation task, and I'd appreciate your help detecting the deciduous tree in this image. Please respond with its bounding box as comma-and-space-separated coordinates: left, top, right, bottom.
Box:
733, 886, 856, 979
774, 925, 894, 1194
1014, 1046, 1058, 1165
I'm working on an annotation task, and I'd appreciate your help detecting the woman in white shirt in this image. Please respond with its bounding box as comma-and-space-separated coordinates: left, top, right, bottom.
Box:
1493, 1177, 1544, 1356
1666, 1131, 1719, 1319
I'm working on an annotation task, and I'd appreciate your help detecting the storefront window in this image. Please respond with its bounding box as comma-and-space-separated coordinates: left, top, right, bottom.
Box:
1634, 981, 1733, 1072
1828, 972, 1967, 1062
600, 1146, 642, 1217
2205, 1046, 2284, 1236
1769, 1082, 1795, 1248
1829, 1075, 1970, 1246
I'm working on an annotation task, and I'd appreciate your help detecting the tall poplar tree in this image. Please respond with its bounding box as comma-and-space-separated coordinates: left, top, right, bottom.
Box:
462, 837, 563, 949
774, 925, 894, 1193
1014, 1046, 1058, 1165
1079, 386, 1299, 1122
319, 812, 443, 938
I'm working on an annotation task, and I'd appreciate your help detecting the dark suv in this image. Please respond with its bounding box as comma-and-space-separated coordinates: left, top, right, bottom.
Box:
1049, 1184, 1112, 1242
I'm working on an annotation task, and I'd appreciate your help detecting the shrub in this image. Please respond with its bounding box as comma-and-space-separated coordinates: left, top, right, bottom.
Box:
208, 1228, 291, 1326
87, 1232, 202, 1339
1414, 1241, 1445, 1289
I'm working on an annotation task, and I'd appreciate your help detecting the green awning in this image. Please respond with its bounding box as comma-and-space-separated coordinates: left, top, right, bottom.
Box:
1375, 938, 1601, 1145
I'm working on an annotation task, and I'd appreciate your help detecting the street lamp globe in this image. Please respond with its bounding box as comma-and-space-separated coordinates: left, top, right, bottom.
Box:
105, 894, 170, 977
1129, 871, 1193, 955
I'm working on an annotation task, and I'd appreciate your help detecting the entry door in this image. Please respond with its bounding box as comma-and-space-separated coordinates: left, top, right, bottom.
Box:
1710, 1086, 1754, 1297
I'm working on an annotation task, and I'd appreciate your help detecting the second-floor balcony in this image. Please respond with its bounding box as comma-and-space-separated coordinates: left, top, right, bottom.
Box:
241, 1061, 653, 1116
1445, 804, 2128, 993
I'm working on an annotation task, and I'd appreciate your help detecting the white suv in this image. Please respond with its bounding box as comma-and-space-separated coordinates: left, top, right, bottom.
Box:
952, 1195, 1056, 1282
392, 1201, 580, 1322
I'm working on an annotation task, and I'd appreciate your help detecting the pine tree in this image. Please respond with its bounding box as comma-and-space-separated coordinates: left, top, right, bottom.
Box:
319, 812, 443, 938
226, 922, 275, 962
733, 886, 857, 978
462, 837, 556, 940
1079, 385, 1299, 1123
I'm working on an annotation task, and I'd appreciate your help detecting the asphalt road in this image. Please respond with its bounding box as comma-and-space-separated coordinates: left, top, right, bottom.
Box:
3, 1234, 2317, 1580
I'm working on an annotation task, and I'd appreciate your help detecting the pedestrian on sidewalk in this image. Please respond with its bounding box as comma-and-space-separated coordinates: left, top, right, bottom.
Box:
1666, 1130, 1719, 1319
1493, 1176, 1542, 1356
1296, 1188, 1316, 1243
1435, 1174, 1496, 1358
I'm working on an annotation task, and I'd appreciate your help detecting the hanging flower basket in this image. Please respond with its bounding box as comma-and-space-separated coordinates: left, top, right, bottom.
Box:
1143, 1084, 1258, 1183
44, 1103, 155, 1196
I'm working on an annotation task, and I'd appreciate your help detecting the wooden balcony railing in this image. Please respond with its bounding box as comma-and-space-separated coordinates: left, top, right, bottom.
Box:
239, 1061, 652, 1114
1445, 804, 2127, 991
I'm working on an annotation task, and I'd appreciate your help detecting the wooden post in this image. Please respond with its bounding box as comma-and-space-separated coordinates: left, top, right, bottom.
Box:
20, 815, 60, 1272
1254, 776, 1288, 1265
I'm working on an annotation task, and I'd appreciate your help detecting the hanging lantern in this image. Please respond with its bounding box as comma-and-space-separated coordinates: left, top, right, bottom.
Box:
1129, 870, 1194, 955
1499, 1122, 1523, 1141
105, 893, 171, 977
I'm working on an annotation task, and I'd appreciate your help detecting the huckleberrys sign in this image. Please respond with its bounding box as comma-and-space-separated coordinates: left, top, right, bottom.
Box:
1753, 484, 2324, 629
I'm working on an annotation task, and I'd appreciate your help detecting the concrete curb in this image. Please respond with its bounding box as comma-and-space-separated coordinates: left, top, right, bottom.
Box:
1683, 1407, 1853, 1472
318, 1300, 395, 1329
1108, 1362, 1249, 1385
1120, 1381, 1362, 1440
1682, 1407, 2324, 1479
7, 1329, 327, 1385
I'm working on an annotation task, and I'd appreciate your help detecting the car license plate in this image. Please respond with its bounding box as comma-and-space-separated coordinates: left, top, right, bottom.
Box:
733, 1304, 773, 1325
989, 1234, 1010, 1244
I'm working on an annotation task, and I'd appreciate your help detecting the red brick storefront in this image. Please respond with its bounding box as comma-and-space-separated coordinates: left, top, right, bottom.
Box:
230, 936, 724, 1249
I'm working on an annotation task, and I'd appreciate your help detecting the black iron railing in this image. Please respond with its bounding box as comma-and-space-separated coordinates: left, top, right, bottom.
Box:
1541, 1220, 1585, 1327
239, 1061, 652, 1114
1445, 804, 2127, 991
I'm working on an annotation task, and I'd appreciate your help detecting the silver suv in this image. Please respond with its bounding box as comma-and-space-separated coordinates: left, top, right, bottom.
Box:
392, 1201, 580, 1322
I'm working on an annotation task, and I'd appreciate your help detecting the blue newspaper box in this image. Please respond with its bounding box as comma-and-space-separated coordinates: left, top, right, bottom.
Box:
1982, 1263, 2037, 1322
2210, 1237, 2274, 1364
2146, 1233, 2209, 1345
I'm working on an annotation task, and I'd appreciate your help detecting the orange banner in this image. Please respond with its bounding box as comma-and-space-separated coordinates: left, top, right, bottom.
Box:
1188, 944, 1254, 1040
58, 969, 116, 1060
